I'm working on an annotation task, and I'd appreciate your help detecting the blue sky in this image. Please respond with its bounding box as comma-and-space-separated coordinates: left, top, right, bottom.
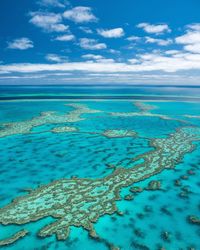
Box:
0, 0, 200, 85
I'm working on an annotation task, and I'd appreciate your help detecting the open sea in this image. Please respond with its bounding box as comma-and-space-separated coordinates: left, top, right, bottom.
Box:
0, 85, 200, 250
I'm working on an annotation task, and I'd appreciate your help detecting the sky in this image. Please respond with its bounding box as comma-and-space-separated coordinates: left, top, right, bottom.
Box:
0, 0, 200, 85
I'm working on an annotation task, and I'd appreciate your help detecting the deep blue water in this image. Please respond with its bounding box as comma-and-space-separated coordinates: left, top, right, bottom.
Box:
1, 85, 200, 98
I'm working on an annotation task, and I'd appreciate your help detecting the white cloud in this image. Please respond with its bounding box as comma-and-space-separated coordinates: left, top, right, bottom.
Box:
176, 31, 200, 44
187, 23, 200, 31
3, 23, 200, 85
63, 6, 97, 23
137, 23, 171, 34
145, 37, 172, 46
95, 59, 115, 63
128, 58, 140, 64
165, 50, 179, 55
2, 47, 200, 75
79, 38, 107, 50
126, 36, 140, 41
45, 54, 68, 62
7, 38, 34, 50
97, 28, 124, 38
37, 0, 69, 8
184, 44, 200, 53
175, 24, 200, 54
108, 49, 120, 54
29, 12, 68, 32
79, 26, 93, 34
82, 54, 104, 60
133, 51, 200, 72
55, 34, 75, 41
81, 54, 114, 63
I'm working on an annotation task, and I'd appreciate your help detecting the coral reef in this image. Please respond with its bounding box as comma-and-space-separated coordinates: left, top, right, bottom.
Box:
0, 126, 200, 245
145, 180, 161, 190
160, 231, 171, 242
102, 129, 137, 138
187, 215, 200, 225
110, 101, 187, 123
51, 126, 78, 133
133, 101, 157, 113
174, 179, 182, 187
0, 103, 101, 138
110, 111, 171, 120
129, 186, 143, 193
0, 230, 28, 246
124, 194, 134, 201
184, 115, 200, 119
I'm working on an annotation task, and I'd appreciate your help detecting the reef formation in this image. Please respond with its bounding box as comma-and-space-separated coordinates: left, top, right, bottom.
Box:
110, 101, 172, 120
0, 126, 200, 246
51, 126, 78, 133
0, 103, 101, 138
184, 115, 200, 119
0, 230, 28, 247
102, 129, 137, 138
110, 111, 171, 120
133, 101, 157, 113
110, 101, 189, 124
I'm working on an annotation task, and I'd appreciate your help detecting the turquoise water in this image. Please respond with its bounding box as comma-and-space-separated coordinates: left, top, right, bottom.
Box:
0, 86, 200, 250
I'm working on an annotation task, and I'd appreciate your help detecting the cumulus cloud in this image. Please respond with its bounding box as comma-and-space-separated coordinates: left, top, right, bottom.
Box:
176, 24, 200, 54
187, 23, 200, 31
82, 54, 104, 60
79, 26, 93, 34
37, 0, 69, 8
95, 58, 115, 63
108, 49, 120, 54
126, 36, 140, 42
7, 38, 34, 50
137, 23, 171, 34
145, 37, 173, 46
2, 46, 200, 76
55, 34, 75, 41
128, 58, 139, 64
79, 38, 107, 50
97, 28, 124, 38
29, 12, 68, 32
184, 44, 200, 53
63, 6, 97, 23
176, 31, 200, 44
165, 50, 179, 55
45, 53, 68, 62
3, 22, 200, 85
81, 54, 114, 63
130, 51, 200, 72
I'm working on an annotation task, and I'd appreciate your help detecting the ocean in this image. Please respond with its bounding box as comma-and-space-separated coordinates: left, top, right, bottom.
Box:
0, 85, 200, 250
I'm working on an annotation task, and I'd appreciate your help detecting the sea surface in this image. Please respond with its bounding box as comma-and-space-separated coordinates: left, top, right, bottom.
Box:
0, 85, 200, 250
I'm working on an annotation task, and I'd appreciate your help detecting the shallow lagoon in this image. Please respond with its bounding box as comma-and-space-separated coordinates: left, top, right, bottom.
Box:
0, 86, 200, 250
